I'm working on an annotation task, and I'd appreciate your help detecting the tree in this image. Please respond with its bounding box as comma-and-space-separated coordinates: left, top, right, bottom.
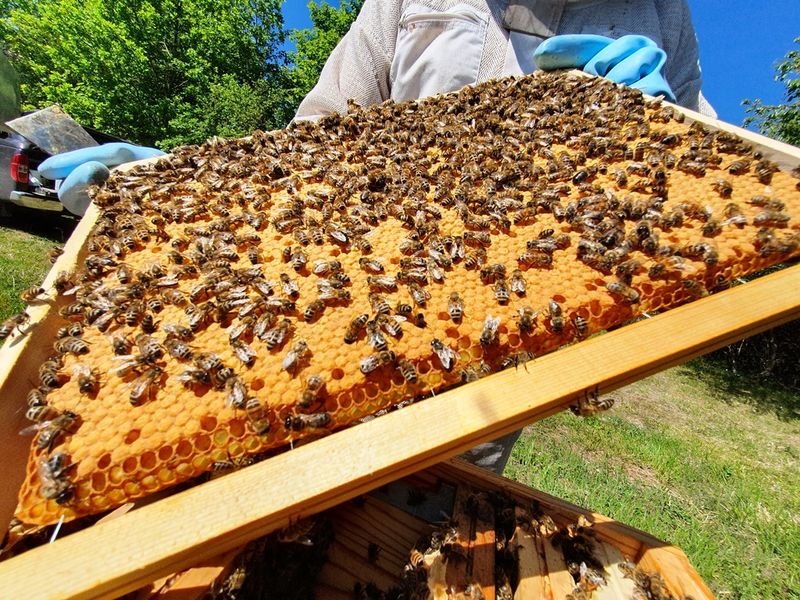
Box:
1, 0, 286, 148
743, 38, 800, 145
280, 0, 363, 122
715, 39, 800, 392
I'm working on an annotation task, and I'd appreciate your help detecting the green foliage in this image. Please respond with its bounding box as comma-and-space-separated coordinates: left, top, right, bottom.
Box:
281, 0, 363, 122
743, 38, 800, 146
0, 48, 20, 121
1, 0, 286, 148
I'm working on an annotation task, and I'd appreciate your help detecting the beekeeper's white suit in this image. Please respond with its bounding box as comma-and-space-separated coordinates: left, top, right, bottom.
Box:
296, 0, 715, 120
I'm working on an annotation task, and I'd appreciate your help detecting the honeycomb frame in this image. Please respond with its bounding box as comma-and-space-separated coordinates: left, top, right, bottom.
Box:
12, 71, 800, 527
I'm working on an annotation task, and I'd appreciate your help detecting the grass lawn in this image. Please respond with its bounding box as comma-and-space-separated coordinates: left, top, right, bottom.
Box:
0, 210, 75, 321
505, 360, 800, 599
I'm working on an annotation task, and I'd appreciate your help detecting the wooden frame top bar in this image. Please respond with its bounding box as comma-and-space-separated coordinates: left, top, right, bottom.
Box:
1, 263, 797, 599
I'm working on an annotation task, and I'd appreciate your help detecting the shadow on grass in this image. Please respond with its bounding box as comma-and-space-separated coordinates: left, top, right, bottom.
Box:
680, 357, 800, 422
0, 205, 78, 244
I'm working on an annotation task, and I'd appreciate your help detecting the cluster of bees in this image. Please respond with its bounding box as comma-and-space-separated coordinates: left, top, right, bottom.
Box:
10, 70, 800, 526
390, 490, 681, 600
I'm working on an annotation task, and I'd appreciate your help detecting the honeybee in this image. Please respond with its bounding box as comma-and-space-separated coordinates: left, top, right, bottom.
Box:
297, 298, 323, 323
162, 322, 193, 341
54, 335, 90, 355
727, 159, 751, 175
213, 373, 244, 408
359, 257, 384, 274
164, 337, 194, 361
366, 319, 389, 351
265, 318, 293, 350
516, 306, 538, 335
369, 293, 391, 315
161, 288, 187, 307
0, 312, 30, 340
443, 292, 463, 323
375, 313, 405, 338
407, 282, 430, 307
285, 411, 331, 431
135, 333, 164, 361
56, 322, 83, 339
38, 451, 75, 504
231, 339, 257, 367
279, 273, 300, 299
289, 246, 307, 272
73, 364, 100, 395
480, 263, 506, 283
53, 271, 78, 295
21, 410, 80, 451
246, 246, 262, 265
128, 366, 164, 406
494, 278, 510, 305
25, 396, 58, 424
510, 270, 526, 295
318, 287, 350, 304
480, 315, 501, 346
176, 367, 211, 389
753, 210, 790, 227
48, 246, 64, 264
344, 313, 369, 344
463, 231, 491, 248
683, 241, 719, 266
245, 397, 271, 435
570, 391, 615, 416
20, 286, 46, 303
313, 260, 342, 275
431, 338, 458, 371
140, 312, 159, 334
711, 177, 733, 198
500, 351, 535, 371
299, 374, 325, 408
572, 315, 589, 339
364, 275, 396, 293
396, 359, 418, 384
517, 251, 552, 268
606, 281, 640, 304
360, 350, 396, 374
282, 340, 309, 373
396, 268, 428, 285
547, 300, 565, 334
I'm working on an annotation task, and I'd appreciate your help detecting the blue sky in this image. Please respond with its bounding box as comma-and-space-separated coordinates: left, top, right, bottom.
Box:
283, 1, 799, 130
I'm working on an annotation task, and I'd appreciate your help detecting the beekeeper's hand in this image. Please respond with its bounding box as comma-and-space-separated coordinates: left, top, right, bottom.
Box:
38, 143, 165, 216
533, 34, 676, 103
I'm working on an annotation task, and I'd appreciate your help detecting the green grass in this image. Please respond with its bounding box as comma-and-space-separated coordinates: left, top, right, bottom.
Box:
0, 211, 75, 321
505, 361, 800, 599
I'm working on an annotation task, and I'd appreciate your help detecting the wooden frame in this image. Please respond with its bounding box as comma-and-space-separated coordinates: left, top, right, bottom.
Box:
0, 85, 798, 598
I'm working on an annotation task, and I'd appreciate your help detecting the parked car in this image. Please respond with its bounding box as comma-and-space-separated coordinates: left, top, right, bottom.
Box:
0, 122, 125, 214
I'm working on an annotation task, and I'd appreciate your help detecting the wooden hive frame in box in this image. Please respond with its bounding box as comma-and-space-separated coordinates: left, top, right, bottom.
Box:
0, 75, 798, 598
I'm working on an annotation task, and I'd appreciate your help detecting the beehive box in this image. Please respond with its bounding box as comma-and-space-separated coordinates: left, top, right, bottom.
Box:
0, 70, 799, 597
133, 459, 713, 599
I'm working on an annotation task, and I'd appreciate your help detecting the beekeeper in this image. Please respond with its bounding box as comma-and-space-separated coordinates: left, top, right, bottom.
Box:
296, 0, 715, 120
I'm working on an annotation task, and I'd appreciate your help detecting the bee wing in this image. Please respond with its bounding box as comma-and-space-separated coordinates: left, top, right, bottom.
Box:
19, 422, 45, 436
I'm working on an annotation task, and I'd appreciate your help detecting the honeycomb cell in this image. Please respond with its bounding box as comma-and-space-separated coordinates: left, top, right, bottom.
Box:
195, 435, 212, 452
122, 457, 138, 474
91, 472, 106, 493
140, 452, 157, 471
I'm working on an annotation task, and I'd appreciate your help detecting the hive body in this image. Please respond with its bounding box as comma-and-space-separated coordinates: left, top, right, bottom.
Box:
14, 72, 800, 526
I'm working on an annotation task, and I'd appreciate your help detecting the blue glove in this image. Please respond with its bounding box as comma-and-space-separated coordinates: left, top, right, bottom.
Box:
39, 143, 165, 216
533, 34, 676, 103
